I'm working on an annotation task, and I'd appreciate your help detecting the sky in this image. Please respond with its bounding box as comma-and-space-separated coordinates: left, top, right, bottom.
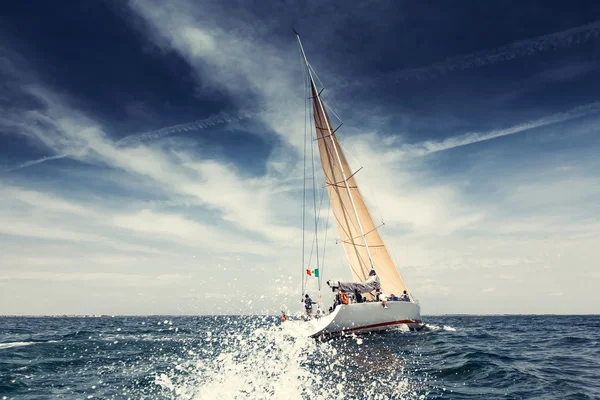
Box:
1, 0, 599, 316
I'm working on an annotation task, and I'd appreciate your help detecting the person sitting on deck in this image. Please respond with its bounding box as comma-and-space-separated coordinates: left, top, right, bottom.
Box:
400, 290, 410, 302
327, 269, 380, 294
389, 293, 399, 301
355, 289, 364, 304
314, 304, 323, 318
376, 289, 388, 309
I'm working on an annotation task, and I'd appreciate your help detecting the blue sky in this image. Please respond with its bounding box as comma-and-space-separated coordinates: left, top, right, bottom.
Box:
1, 0, 599, 315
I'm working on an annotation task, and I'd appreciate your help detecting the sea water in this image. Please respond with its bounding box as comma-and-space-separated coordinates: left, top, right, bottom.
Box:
1, 315, 599, 399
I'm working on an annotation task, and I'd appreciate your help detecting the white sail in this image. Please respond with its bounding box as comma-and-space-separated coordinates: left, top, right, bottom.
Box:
308, 82, 412, 299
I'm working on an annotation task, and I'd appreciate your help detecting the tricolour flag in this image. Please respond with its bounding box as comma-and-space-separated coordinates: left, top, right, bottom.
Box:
306, 268, 319, 277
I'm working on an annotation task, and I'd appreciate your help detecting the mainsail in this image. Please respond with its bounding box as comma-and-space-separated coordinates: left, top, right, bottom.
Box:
298, 36, 412, 299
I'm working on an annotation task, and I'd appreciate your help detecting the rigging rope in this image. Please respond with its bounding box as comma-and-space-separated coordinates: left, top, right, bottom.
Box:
320, 191, 332, 288
305, 187, 326, 281
299, 42, 308, 301
310, 89, 321, 292
297, 50, 338, 306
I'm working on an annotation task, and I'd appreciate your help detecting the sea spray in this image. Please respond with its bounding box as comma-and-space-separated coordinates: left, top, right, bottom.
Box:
152, 318, 426, 399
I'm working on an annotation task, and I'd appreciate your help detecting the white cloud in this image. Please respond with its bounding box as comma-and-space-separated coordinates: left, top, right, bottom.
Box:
0, 271, 190, 287
1, 185, 93, 216
128, 0, 307, 154
112, 209, 273, 255
340, 135, 484, 235
3, 85, 301, 242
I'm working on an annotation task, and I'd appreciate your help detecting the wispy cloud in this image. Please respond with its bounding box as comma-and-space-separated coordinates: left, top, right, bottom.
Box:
2, 85, 301, 245
12, 98, 600, 172
0, 176, 283, 266
0, 271, 191, 288
128, 0, 307, 153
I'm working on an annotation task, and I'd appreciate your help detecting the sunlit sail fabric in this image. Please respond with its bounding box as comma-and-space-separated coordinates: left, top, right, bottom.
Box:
311, 83, 411, 298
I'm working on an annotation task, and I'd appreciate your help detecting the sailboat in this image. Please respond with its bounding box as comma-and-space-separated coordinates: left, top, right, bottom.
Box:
294, 32, 424, 338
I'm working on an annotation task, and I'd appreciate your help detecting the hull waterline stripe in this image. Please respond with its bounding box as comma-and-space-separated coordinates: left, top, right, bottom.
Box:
320, 319, 424, 336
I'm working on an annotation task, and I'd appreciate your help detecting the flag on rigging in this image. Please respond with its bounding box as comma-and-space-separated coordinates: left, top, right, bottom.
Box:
306, 268, 319, 277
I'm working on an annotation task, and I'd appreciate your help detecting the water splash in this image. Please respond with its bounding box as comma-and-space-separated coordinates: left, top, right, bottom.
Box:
152, 318, 427, 399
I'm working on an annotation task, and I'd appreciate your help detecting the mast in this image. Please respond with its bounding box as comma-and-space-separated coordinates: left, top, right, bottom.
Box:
295, 32, 377, 273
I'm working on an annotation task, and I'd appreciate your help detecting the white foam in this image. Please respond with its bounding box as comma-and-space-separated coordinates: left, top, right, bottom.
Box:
443, 325, 457, 332
152, 319, 424, 399
0, 341, 36, 350
153, 321, 332, 398
155, 373, 176, 391
424, 324, 457, 332
395, 323, 411, 332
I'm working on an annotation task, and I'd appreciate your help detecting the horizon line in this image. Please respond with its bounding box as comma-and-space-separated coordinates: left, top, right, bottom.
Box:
1, 313, 599, 317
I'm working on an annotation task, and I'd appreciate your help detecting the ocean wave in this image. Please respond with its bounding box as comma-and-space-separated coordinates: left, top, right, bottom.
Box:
0, 341, 36, 350
0, 340, 60, 350
0, 340, 58, 350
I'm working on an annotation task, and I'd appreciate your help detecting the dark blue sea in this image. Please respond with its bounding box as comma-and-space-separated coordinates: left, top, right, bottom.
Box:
1, 315, 599, 399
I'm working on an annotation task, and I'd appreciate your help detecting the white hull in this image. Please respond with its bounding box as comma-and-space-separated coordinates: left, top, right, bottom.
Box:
307, 301, 423, 338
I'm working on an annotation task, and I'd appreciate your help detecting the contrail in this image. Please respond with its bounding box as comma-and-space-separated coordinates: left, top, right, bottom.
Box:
401, 101, 600, 157
5, 109, 261, 171
338, 19, 600, 88
116, 110, 258, 146
5, 154, 70, 172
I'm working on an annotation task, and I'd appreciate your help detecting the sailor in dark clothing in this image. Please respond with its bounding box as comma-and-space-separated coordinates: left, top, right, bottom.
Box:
304, 294, 314, 319
355, 289, 363, 303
